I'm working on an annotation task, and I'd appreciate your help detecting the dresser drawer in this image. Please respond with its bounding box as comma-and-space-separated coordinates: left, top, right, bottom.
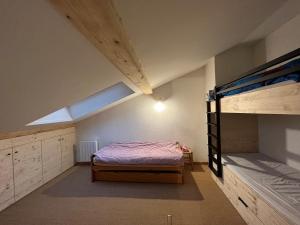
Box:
213, 166, 263, 225
256, 197, 290, 225
223, 166, 258, 215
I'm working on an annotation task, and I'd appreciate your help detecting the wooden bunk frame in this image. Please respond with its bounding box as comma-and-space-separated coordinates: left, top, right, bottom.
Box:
91, 155, 184, 184
207, 48, 300, 177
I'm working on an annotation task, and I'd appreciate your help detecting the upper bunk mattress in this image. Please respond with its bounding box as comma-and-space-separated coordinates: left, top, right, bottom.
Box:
94, 142, 184, 165
222, 153, 300, 225
219, 58, 300, 97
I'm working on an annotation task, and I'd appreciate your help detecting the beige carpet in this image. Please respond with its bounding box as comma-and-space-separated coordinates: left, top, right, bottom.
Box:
0, 165, 246, 225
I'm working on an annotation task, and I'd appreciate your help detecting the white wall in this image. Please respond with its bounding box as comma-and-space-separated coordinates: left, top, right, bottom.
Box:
254, 15, 300, 170
215, 44, 255, 86
76, 68, 208, 162
204, 57, 216, 94
258, 115, 300, 170
0, 0, 137, 132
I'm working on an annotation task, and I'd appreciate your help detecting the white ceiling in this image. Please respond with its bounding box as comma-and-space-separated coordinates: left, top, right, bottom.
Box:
0, 0, 138, 132
0, 0, 295, 132
114, 0, 286, 87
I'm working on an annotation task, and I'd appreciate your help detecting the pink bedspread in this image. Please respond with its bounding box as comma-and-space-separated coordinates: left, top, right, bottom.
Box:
94, 142, 184, 165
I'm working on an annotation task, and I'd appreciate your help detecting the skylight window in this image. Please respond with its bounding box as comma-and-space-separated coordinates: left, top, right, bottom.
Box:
27, 82, 134, 126
68, 82, 134, 120
27, 108, 73, 126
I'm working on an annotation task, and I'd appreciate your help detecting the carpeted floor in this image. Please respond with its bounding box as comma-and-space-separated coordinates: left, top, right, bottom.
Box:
0, 165, 246, 225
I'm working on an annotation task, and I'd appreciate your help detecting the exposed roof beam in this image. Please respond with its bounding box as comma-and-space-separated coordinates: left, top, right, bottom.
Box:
49, 0, 152, 94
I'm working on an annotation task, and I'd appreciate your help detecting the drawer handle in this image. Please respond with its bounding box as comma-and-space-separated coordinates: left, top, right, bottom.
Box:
238, 197, 248, 208
7, 153, 11, 156
14, 151, 18, 154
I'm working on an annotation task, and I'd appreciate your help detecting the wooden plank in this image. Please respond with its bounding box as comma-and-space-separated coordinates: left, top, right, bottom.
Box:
220, 83, 300, 114
13, 142, 43, 201
211, 168, 263, 225
223, 166, 258, 216
61, 133, 75, 172
0, 148, 14, 211
11, 134, 38, 147
0, 127, 76, 212
49, 0, 152, 94
93, 163, 184, 172
0, 139, 12, 150
94, 171, 183, 184
220, 114, 258, 153
212, 165, 293, 225
42, 137, 62, 183
0, 123, 74, 140
256, 197, 290, 225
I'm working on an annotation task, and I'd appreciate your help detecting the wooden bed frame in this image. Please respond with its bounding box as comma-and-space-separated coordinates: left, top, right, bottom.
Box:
91, 155, 184, 184
209, 82, 300, 115
206, 48, 300, 177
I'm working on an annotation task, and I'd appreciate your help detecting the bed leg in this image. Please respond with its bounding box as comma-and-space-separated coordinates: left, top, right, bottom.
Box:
180, 167, 184, 184
91, 155, 95, 182
91, 170, 95, 182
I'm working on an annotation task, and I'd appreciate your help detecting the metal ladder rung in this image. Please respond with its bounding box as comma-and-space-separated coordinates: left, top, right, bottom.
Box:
208, 144, 218, 151
207, 122, 217, 127
210, 166, 218, 176
207, 98, 222, 177
211, 148, 218, 154
207, 133, 218, 139
208, 154, 219, 163
212, 156, 218, 164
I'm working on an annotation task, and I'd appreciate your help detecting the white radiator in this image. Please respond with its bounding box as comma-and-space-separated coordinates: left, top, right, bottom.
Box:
77, 141, 98, 162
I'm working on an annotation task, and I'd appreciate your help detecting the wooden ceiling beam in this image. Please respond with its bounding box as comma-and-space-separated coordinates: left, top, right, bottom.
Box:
49, 0, 152, 94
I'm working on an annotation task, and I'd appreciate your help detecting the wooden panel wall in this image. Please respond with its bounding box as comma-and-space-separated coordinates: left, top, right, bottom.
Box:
221, 83, 300, 115
220, 114, 258, 153
42, 137, 62, 184
13, 141, 43, 201
0, 127, 76, 212
0, 142, 14, 212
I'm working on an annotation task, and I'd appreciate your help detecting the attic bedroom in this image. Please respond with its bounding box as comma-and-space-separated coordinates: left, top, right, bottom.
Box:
0, 1, 299, 225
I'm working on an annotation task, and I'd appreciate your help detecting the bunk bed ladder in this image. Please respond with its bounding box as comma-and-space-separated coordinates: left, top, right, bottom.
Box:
207, 96, 222, 177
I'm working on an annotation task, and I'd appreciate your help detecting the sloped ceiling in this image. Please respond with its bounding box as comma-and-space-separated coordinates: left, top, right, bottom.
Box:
114, 0, 286, 87
0, 0, 138, 132
0, 0, 289, 132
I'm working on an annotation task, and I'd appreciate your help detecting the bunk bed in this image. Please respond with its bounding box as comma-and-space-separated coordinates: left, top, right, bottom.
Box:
207, 48, 300, 177
207, 48, 300, 225
208, 48, 300, 115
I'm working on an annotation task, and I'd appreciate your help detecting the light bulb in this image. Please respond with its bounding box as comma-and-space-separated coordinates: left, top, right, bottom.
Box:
154, 101, 166, 112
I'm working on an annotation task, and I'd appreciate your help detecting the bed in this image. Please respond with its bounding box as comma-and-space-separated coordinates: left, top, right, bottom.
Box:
217, 58, 300, 97
212, 153, 300, 225
91, 142, 184, 184
208, 48, 300, 115
207, 49, 300, 177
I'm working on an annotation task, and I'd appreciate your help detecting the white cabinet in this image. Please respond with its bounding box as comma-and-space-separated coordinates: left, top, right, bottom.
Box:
13, 141, 43, 201
42, 136, 62, 183
0, 127, 76, 212
0, 147, 14, 211
42, 130, 76, 183
61, 133, 75, 172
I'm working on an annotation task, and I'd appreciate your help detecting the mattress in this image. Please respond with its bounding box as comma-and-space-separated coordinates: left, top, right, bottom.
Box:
222, 153, 300, 225
219, 58, 300, 97
94, 142, 184, 165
